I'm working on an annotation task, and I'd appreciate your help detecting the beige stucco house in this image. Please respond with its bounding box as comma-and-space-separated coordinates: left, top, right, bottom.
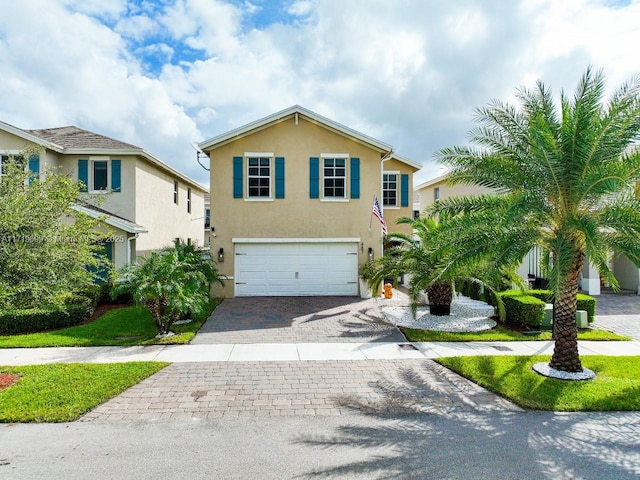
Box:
0, 121, 207, 270
199, 105, 421, 297
415, 171, 640, 295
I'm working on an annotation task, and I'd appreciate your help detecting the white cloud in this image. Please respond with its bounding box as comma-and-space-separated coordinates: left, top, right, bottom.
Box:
1, 0, 640, 189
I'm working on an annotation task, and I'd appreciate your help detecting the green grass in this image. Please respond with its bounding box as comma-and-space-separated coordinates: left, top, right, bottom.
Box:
401, 325, 629, 342
437, 355, 640, 411
0, 298, 222, 348
0, 362, 168, 422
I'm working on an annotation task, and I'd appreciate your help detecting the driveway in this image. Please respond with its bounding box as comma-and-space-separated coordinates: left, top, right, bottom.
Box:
192, 296, 407, 344
592, 291, 640, 340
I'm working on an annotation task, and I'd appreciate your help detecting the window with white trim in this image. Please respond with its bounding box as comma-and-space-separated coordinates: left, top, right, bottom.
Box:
383, 173, 398, 206
173, 181, 179, 204
1, 153, 24, 178
434, 187, 440, 201
187, 187, 192, 213
91, 160, 108, 191
247, 157, 271, 198
323, 158, 346, 198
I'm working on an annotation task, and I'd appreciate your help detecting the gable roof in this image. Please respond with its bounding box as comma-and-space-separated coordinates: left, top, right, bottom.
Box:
199, 105, 422, 171
0, 122, 207, 193
414, 171, 451, 191
26, 126, 139, 150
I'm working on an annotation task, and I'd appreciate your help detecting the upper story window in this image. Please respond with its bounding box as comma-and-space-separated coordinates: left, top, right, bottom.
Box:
323, 158, 346, 198
434, 187, 440, 201
173, 181, 179, 204
92, 160, 108, 191
204, 208, 211, 228
383, 173, 398, 207
187, 187, 192, 213
247, 156, 271, 198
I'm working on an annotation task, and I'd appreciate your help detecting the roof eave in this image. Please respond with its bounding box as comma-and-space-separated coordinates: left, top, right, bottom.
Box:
72, 205, 148, 234
0, 120, 64, 153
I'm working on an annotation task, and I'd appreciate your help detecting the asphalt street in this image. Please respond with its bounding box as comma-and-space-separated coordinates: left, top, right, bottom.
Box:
1, 411, 639, 479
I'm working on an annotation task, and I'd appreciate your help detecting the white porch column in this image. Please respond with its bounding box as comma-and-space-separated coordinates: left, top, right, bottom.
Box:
580, 261, 601, 296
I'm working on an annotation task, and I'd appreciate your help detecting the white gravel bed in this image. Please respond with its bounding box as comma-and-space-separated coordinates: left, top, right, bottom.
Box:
380, 296, 497, 332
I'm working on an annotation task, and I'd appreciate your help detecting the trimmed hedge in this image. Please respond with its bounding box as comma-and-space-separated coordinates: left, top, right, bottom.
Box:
520, 289, 597, 323
0, 302, 93, 335
499, 292, 546, 328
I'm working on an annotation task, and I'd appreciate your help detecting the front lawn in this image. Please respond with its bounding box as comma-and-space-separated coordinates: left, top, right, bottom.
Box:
0, 298, 222, 348
437, 355, 640, 411
0, 362, 168, 422
401, 325, 629, 342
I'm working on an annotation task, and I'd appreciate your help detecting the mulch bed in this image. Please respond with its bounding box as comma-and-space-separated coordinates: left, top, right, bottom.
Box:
0, 373, 20, 391
81, 303, 130, 325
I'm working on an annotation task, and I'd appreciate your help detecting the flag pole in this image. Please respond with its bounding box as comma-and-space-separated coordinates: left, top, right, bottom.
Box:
369, 194, 374, 232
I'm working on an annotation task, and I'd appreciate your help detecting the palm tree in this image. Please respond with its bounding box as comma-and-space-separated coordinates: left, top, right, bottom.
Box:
430, 67, 640, 373
112, 242, 223, 336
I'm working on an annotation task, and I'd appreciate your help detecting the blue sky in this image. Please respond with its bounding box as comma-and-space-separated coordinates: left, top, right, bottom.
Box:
0, 0, 639, 188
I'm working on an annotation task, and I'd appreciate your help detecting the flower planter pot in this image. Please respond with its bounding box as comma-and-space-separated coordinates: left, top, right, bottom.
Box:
429, 304, 451, 316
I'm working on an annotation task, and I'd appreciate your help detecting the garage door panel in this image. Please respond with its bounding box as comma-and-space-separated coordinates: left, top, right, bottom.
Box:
235, 242, 359, 296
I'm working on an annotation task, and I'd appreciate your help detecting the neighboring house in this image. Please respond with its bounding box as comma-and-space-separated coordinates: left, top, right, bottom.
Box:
0, 121, 207, 270
415, 172, 639, 295
199, 105, 421, 297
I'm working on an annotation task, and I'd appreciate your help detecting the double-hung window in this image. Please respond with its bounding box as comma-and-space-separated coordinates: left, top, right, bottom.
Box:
247, 156, 271, 198
434, 187, 440, 201
323, 158, 346, 198
383, 173, 398, 207
187, 188, 192, 213
1, 154, 24, 178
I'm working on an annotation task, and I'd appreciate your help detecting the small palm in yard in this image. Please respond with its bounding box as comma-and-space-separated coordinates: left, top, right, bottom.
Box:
430, 67, 640, 374
113, 241, 223, 336
367, 216, 518, 317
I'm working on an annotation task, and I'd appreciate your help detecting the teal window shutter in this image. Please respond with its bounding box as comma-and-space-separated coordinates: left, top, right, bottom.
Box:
350, 157, 360, 199
111, 159, 121, 192
275, 157, 285, 198
28, 156, 40, 185
233, 156, 243, 198
401, 174, 409, 207
309, 157, 319, 198
78, 159, 88, 192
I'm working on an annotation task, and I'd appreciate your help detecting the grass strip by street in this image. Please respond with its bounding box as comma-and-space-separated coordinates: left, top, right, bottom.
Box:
0, 362, 168, 422
0, 298, 222, 348
401, 325, 629, 342
436, 355, 640, 411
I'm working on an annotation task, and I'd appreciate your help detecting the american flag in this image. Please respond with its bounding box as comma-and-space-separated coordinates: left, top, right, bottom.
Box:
372, 196, 387, 235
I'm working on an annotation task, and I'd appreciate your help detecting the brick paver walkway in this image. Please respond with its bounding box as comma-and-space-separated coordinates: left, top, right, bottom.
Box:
192, 296, 406, 344
591, 291, 640, 340
81, 359, 521, 421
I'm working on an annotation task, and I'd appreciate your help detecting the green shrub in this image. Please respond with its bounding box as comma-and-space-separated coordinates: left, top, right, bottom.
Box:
498, 291, 545, 328
517, 289, 597, 323
0, 302, 93, 335
577, 293, 597, 323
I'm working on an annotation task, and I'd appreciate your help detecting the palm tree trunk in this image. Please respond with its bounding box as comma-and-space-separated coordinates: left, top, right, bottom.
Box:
549, 250, 585, 372
427, 281, 453, 316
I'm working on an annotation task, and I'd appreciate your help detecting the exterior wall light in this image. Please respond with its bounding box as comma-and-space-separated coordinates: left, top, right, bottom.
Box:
218, 248, 224, 263
368, 247, 374, 263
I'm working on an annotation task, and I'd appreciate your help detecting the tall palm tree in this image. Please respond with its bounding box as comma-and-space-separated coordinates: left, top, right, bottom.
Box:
430, 67, 640, 373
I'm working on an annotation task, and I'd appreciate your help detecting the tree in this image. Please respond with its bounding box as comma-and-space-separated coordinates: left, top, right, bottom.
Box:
112, 241, 223, 336
0, 147, 106, 309
430, 67, 640, 374
367, 216, 518, 319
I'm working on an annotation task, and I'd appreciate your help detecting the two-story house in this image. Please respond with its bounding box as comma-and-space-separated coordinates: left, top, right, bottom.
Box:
0, 121, 207, 270
199, 105, 421, 297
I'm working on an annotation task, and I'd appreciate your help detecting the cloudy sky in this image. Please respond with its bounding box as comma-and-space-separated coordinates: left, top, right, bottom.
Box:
1, 0, 639, 188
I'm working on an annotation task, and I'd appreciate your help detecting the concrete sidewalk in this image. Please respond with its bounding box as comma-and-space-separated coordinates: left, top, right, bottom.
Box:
1, 340, 639, 366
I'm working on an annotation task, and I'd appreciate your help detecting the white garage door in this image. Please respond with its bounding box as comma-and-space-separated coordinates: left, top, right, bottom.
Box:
234, 242, 359, 296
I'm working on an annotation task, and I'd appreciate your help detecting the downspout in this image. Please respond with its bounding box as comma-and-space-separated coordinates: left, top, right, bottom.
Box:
127, 233, 139, 266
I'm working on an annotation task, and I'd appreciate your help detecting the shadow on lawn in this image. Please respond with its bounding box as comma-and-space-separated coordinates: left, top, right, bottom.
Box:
297, 362, 640, 479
